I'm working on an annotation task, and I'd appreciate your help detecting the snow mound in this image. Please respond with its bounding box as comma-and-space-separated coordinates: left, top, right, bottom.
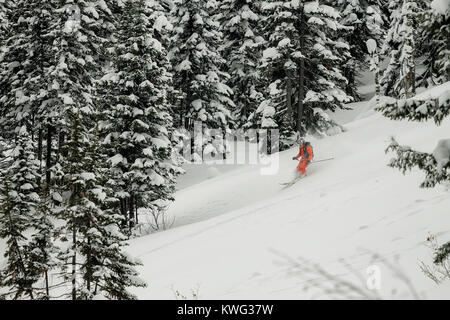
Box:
433, 139, 450, 171
206, 167, 221, 179
328, 95, 396, 125
414, 81, 450, 100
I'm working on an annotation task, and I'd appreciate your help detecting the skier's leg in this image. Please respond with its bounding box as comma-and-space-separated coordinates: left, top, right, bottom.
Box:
296, 162, 303, 178
298, 160, 307, 175
303, 162, 309, 176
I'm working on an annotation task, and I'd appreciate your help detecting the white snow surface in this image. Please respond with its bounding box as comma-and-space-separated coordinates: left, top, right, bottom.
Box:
126, 85, 450, 299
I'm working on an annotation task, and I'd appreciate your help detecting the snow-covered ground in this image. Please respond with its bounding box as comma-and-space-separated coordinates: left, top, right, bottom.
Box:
128, 83, 450, 300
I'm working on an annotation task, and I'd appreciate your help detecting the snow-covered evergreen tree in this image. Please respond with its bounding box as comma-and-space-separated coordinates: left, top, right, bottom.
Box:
0, 0, 12, 48
100, 0, 182, 233
0, 126, 41, 299
366, 39, 382, 107
218, 0, 265, 127
0, 1, 63, 299
0, 0, 35, 138
34, 0, 146, 300
169, 0, 235, 159
252, 95, 279, 154
55, 110, 95, 300
87, 147, 147, 299
0, 0, 112, 192
377, 82, 450, 267
56, 113, 146, 300
0, 0, 59, 148
336, 0, 387, 100
253, 0, 302, 145
252, 0, 351, 143
25, 193, 58, 300
416, 0, 450, 87
380, 0, 423, 98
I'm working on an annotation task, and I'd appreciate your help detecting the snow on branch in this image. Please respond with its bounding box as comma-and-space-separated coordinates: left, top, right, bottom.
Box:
385, 137, 450, 188
376, 90, 450, 125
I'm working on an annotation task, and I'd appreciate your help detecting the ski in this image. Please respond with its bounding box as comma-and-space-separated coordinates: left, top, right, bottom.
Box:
280, 175, 305, 187
279, 158, 334, 187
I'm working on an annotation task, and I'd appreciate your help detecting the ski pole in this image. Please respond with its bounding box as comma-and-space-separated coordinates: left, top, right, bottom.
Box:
311, 157, 334, 164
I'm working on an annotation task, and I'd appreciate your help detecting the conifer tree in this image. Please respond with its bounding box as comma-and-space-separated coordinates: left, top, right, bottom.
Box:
56, 113, 146, 300
255, 0, 302, 145
86, 140, 146, 300
0, 0, 34, 137
100, 0, 182, 232
336, 0, 387, 100
0, 1, 61, 299
218, 0, 265, 127
0, 0, 61, 192
0, 126, 41, 299
380, 0, 422, 98
416, 0, 450, 87
55, 110, 91, 300
39, 0, 146, 300
377, 84, 450, 266
25, 193, 57, 299
0, 0, 156, 300
0, 0, 13, 52
252, 0, 351, 143
169, 0, 235, 159
366, 39, 381, 107
0, 0, 10, 126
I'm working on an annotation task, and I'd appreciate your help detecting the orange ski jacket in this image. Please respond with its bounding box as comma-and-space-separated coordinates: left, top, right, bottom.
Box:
295, 143, 313, 162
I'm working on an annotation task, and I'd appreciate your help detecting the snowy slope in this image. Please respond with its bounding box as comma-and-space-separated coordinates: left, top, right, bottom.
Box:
128, 87, 450, 300
1, 85, 448, 300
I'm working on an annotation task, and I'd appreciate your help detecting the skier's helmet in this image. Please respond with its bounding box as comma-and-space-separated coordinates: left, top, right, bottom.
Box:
297, 137, 305, 145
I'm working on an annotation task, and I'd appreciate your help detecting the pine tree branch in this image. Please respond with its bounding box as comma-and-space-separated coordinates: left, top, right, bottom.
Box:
376, 94, 450, 126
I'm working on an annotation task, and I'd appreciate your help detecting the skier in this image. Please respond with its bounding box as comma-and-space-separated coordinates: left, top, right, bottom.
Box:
292, 138, 314, 177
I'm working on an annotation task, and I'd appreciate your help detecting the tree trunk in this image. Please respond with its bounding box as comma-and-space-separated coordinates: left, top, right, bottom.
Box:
45, 124, 53, 190
241, 80, 247, 121
223, 130, 227, 160
374, 53, 381, 108
404, 0, 416, 98
38, 128, 43, 167
58, 131, 65, 157
121, 198, 125, 217
183, 73, 192, 130
86, 235, 91, 293
37, 128, 43, 189
346, 69, 357, 99
135, 199, 139, 225
10, 236, 33, 299
44, 270, 49, 298
129, 194, 135, 231
297, 56, 305, 134
286, 69, 293, 128
447, 30, 450, 81
72, 224, 76, 300
297, 11, 305, 135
